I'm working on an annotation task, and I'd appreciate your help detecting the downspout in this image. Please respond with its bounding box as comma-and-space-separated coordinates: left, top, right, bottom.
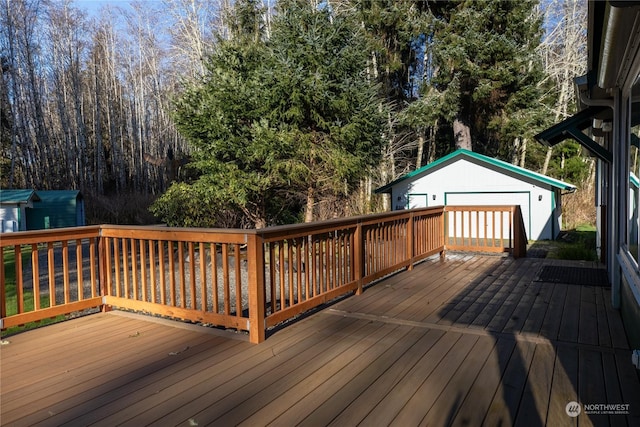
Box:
579, 90, 614, 109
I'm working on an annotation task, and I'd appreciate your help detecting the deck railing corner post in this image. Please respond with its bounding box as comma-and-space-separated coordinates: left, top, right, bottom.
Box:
247, 233, 266, 343
97, 226, 109, 312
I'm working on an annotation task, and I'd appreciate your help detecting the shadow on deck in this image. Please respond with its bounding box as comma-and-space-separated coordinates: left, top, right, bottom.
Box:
2, 254, 639, 426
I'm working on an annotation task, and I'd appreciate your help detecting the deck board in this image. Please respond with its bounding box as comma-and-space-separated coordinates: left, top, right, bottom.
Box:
482, 340, 538, 426
546, 344, 579, 426
2, 254, 639, 427
326, 328, 447, 426
450, 336, 516, 427
513, 343, 556, 427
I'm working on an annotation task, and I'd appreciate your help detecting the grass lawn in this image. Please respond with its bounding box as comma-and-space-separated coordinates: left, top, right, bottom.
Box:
528, 224, 598, 261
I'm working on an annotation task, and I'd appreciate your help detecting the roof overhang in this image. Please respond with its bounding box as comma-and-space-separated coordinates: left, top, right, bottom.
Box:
534, 105, 613, 163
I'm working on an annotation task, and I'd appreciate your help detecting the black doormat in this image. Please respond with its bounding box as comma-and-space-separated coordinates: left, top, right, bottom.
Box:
535, 266, 610, 286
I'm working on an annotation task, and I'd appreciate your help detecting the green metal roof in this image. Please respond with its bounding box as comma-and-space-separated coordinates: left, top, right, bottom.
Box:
375, 149, 576, 194
34, 190, 82, 202
0, 189, 41, 204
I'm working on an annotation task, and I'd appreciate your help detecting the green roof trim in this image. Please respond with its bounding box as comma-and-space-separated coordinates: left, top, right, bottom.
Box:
375, 149, 576, 194
631, 173, 640, 189
0, 189, 41, 204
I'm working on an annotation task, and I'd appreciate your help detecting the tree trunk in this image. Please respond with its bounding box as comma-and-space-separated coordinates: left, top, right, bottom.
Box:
416, 131, 425, 169
512, 137, 520, 165
453, 116, 472, 150
427, 120, 438, 164
305, 186, 315, 223
542, 146, 553, 175
519, 138, 527, 168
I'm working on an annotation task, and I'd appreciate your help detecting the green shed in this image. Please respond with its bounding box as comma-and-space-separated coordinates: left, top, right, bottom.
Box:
0, 189, 41, 232
26, 190, 85, 230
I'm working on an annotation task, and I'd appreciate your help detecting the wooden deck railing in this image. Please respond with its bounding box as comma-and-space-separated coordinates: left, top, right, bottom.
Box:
1, 205, 527, 343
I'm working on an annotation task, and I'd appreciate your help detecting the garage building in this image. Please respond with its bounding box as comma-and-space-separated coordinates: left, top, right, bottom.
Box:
375, 149, 576, 240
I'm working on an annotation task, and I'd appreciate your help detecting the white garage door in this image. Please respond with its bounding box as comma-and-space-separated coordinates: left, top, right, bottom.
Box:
445, 192, 531, 238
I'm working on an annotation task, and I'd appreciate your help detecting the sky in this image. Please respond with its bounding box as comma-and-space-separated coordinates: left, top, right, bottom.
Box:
75, 0, 137, 17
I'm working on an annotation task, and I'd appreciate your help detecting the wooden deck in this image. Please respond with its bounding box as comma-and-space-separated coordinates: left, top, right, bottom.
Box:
2, 254, 639, 426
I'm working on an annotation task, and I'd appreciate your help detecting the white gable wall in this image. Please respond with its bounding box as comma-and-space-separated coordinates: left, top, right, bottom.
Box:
389, 158, 561, 240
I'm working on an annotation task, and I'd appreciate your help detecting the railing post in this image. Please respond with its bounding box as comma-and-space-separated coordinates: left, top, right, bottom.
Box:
406, 211, 414, 270
247, 233, 266, 343
98, 227, 111, 312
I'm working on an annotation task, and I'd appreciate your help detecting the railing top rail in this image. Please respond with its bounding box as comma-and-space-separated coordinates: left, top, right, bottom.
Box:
443, 205, 517, 212
256, 206, 446, 241
0, 225, 102, 247
99, 224, 251, 244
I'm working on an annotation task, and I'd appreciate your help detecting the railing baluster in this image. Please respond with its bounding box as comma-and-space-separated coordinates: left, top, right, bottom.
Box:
14, 245, 23, 314
279, 241, 285, 308
131, 238, 138, 301
268, 242, 276, 313
178, 242, 186, 309
90, 238, 97, 298
62, 241, 70, 304
199, 242, 206, 312
211, 243, 219, 312
149, 240, 156, 304
31, 244, 40, 310
138, 240, 145, 302
158, 240, 166, 305
168, 241, 176, 307
304, 237, 311, 300
295, 238, 303, 300
288, 240, 294, 302
75, 240, 83, 301
235, 243, 242, 318
188, 242, 196, 309
223, 244, 230, 315
121, 238, 129, 300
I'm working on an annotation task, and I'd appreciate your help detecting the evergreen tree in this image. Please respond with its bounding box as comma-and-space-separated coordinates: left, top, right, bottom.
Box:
267, 0, 385, 222
356, 1, 432, 190
153, 0, 384, 227
420, 0, 545, 155
153, 0, 284, 228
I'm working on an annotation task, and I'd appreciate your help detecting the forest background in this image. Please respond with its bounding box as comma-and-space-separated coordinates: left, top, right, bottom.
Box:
0, 0, 592, 230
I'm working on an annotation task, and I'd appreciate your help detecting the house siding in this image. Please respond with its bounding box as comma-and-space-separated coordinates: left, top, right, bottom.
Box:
621, 274, 640, 350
